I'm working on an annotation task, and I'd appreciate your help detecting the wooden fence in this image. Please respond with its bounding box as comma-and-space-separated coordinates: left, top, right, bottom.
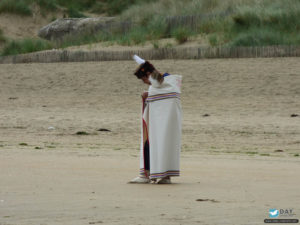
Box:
0, 45, 300, 64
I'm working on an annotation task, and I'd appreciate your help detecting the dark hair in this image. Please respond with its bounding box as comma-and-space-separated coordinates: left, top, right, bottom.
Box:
134, 61, 155, 79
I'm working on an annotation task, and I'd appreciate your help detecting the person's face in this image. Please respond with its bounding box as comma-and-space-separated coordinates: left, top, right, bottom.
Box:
141, 73, 151, 85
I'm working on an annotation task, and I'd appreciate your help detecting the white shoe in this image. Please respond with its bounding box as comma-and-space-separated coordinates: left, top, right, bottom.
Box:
157, 177, 171, 184
128, 176, 150, 184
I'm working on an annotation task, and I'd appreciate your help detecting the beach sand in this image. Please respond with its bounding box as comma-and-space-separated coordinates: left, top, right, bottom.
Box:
0, 58, 299, 225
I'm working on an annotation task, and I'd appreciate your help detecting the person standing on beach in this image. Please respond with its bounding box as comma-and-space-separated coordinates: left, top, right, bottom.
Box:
129, 55, 182, 184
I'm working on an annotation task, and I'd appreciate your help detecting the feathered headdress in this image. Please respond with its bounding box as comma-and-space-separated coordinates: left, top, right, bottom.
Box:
133, 54, 155, 79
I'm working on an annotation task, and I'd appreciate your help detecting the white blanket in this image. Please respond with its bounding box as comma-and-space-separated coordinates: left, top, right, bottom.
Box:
139, 74, 182, 179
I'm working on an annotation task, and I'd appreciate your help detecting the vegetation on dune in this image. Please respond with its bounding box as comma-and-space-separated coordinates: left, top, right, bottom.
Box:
228, 1, 300, 46
0, 29, 7, 43
1, 0, 300, 56
171, 27, 195, 44
0, 0, 32, 16
34, 0, 57, 11
0, 0, 153, 17
90, 0, 157, 16
58, 0, 300, 48
120, 0, 300, 47
1, 39, 53, 56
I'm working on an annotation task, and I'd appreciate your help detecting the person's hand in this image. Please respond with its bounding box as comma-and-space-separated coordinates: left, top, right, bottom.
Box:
142, 92, 148, 100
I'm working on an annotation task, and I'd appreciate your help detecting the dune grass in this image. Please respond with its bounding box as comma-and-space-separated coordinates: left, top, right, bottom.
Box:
1, 0, 300, 56
0, 0, 155, 17
90, 0, 156, 16
34, 0, 57, 11
227, 1, 300, 46
1, 38, 53, 56
0, 29, 7, 43
0, 0, 32, 16
119, 0, 300, 47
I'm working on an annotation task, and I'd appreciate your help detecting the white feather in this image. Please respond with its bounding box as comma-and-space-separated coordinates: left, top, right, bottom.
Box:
133, 54, 145, 65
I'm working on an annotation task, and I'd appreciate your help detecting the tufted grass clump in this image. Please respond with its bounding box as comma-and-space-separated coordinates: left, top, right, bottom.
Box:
34, 0, 57, 11
171, 27, 194, 44
1, 38, 53, 56
91, 0, 155, 16
0, 29, 7, 43
227, 0, 300, 46
0, 0, 32, 15
67, 6, 86, 18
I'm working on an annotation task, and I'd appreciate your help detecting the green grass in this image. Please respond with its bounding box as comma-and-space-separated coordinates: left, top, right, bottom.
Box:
34, 0, 57, 11
90, 0, 156, 16
227, 1, 300, 46
0, 29, 7, 43
2, 0, 300, 56
0, 0, 143, 17
171, 27, 194, 44
1, 38, 53, 56
151, 40, 159, 49
208, 33, 218, 46
67, 6, 86, 18
120, 0, 300, 47
0, 0, 32, 15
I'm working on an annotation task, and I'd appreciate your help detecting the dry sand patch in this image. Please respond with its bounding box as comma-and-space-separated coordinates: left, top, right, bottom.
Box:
0, 58, 299, 224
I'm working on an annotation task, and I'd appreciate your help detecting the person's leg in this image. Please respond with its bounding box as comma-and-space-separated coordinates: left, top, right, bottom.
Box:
129, 141, 151, 184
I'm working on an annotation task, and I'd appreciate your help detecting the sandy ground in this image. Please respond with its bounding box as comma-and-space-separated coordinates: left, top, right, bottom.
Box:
0, 11, 59, 40
0, 58, 300, 225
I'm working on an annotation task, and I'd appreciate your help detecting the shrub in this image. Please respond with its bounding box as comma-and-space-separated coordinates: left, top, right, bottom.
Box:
208, 33, 218, 46
232, 2, 300, 32
229, 28, 284, 47
152, 41, 160, 49
105, 0, 153, 16
146, 16, 168, 39
233, 6, 262, 28
129, 28, 147, 45
35, 0, 57, 11
171, 27, 194, 44
90, 2, 107, 14
0, 0, 32, 16
116, 35, 131, 46
67, 6, 86, 18
105, 0, 133, 16
0, 29, 7, 43
1, 38, 53, 56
